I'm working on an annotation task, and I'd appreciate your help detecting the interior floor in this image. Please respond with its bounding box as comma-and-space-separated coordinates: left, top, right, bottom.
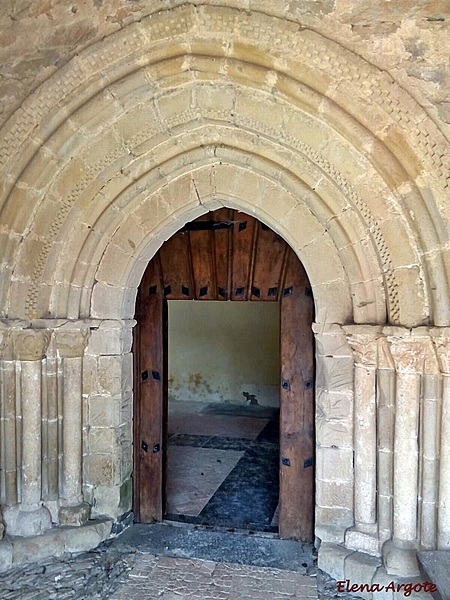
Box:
165, 401, 280, 532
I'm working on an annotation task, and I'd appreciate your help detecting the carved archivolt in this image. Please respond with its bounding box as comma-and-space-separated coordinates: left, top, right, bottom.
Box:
0, 5, 448, 327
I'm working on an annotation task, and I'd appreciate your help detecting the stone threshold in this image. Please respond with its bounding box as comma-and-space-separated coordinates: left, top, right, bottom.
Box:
0, 518, 113, 573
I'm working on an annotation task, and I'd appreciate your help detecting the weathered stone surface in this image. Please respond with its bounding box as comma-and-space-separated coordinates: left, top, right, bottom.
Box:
63, 519, 113, 554
58, 502, 91, 527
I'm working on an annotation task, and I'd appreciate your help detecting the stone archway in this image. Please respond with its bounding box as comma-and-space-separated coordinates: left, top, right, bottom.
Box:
0, 3, 449, 582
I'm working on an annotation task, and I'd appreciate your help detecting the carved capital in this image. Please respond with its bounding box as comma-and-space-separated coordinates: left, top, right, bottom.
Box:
385, 328, 432, 373
430, 328, 450, 375
55, 330, 90, 359
343, 326, 383, 368
12, 329, 51, 361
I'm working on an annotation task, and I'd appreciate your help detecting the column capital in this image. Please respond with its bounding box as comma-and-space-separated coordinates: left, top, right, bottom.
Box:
55, 329, 90, 359
343, 325, 383, 368
430, 328, 450, 375
384, 327, 435, 373
12, 329, 51, 361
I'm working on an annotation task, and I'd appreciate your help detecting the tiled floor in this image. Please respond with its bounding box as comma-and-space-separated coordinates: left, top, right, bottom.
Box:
108, 554, 318, 600
166, 401, 280, 532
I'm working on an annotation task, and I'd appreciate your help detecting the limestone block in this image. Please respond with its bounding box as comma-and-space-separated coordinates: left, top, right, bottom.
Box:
11, 528, 65, 567
317, 480, 353, 510
68, 88, 122, 136
5, 506, 53, 538
92, 486, 122, 519
98, 355, 124, 396
316, 356, 354, 393
86, 320, 134, 356
383, 541, 420, 578
344, 551, 382, 600
64, 519, 113, 553
235, 90, 284, 131
113, 104, 159, 149
82, 354, 98, 395
84, 453, 118, 486
89, 395, 121, 428
96, 244, 132, 286
345, 528, 381, 557
282, 199, 324, 245
316, 416, 353, 449
318, 542, 354, 581
195, 83, 235, 115
313, 279, 353, 325
111, 216, 147, 257
122, 287, 138, 320
0, 539, 13, 573
316, 447, 354, 482
90, 282, 124, 319
157, 88, 193, 126
392, 267, 427, 328
58, 502, 91, 526
88, 427, 117, 454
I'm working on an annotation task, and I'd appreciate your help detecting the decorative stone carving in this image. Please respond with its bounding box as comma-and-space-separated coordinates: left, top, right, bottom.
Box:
343, 326, 382, 368
431, 328, 450, 375
385, 327, 431, 373
55, 329, 90, 359
12, 329, 50, 361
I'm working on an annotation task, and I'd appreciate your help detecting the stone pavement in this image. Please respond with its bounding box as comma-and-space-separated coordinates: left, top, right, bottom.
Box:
107, 554, 318, 600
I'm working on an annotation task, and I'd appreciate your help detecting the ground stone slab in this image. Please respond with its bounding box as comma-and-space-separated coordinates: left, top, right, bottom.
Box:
417, 550, 450, 600
0, 542, 136, 600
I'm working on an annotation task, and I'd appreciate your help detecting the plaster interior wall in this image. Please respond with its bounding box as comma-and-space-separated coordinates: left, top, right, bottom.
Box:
0, 0, 449, 591
168, 301, 280, 406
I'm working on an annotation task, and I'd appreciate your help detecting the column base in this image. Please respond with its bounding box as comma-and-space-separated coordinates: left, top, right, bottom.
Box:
58, 502, 91, 526
383, 539, 420, 577
345, 526, 382, 557
3, 505, 52, 537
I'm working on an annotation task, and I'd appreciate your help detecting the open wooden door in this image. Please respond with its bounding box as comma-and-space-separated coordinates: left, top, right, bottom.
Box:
134, 209, 315, 540
133, 255, 166, 522
279, 248, 315, 541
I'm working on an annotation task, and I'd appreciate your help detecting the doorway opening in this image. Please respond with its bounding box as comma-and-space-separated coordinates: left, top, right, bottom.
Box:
133, 208, 315, 541
165, 300, 280, 532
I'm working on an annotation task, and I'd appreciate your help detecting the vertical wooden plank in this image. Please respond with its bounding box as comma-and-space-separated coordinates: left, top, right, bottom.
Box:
231, 212, 257, 301
279, 247, 315, 541
213, 208, 233, 300
252, 222, 288, 301
135, 256, 165, 522
189, 214, 216, 300
159, 231, 193, 300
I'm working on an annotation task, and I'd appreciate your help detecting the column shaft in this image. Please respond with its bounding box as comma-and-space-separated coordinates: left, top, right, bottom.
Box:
393, 371, 420, 543
62, 357, 83, 505
438, 375, 450, 547
21, 360, 43, 508
354, 363, 377, 527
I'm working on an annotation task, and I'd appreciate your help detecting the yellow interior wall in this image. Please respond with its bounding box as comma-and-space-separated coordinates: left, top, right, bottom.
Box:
168, 301, 280, 406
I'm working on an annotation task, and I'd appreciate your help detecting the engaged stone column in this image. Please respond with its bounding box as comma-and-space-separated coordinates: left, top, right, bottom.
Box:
344, 326, 381, 556
376, 337, 395, 544
56, 329, 91, 525
384, 328, 428, 576
9, 330, 52, 536
431, 328, 450, 549
420, 339, 440, 550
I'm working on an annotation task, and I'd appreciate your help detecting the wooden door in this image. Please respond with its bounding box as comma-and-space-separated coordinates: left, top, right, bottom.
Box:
133, 256, 166, 522
134, 210, 315, 540
279, 248, 315, 541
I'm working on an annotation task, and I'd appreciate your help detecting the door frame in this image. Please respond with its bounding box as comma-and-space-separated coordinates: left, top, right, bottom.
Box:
133, 211, 315, 541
